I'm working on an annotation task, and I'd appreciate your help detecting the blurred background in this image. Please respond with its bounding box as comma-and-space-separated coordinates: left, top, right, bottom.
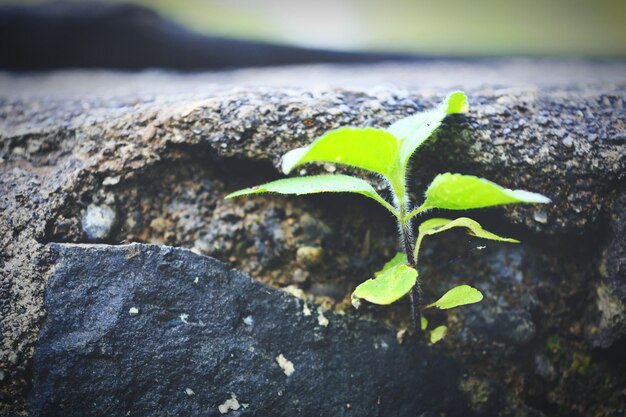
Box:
3, 0, 626, 58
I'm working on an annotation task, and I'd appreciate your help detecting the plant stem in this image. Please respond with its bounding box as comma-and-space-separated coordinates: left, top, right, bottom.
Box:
396, 187, 422, 334
399, 220, 422, 334
404, 204, 428, 222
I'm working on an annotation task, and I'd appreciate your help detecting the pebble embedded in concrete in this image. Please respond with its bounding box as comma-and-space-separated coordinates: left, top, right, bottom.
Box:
276, 354, 295, 376
81, 204, 117, 241
296, 246, 323, 267
292, 268, 308, 284
533, 210, 548, 224
317, 307, 329, 327
218, 393, 240, 414
534, 355, 556, 381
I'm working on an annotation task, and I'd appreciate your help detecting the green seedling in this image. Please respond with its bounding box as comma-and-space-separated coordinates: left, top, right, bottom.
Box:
226, 91, 550, 340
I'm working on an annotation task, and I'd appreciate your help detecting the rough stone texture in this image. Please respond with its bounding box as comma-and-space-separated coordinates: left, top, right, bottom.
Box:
1, 61, 625, 416
1, 63, 624, 234
33, 243, 536, 417
592, 190, 626, 348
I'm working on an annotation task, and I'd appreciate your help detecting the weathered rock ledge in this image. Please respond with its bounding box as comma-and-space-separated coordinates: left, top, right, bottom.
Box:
2, 63, 624, 232
1, 61, 625, 416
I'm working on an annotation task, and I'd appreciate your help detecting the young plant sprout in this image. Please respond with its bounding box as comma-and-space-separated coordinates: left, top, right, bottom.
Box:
226, 92, 551, 341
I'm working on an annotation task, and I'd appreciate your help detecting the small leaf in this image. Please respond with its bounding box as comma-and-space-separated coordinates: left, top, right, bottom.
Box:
430, 325, 448, 344
281, 127, 401, 179
388, 91, 467, 167
375, 252, 408, 276
427, 285, 483, 309
418, 218, 518, 242
421, 316, 428, 331
421, 173, 552, 211
414, 217, 519, 260
417, 218, 453, 231
352, 264, 417, 305
225, 174, 396, 216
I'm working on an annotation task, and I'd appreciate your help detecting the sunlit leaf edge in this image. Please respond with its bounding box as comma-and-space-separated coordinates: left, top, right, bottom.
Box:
427, 285, 484, 310
351, 264, 418, 305
281, 127, 401, 180
414, 217, 519, 260
390, 91, 468, 168
420, 173, 552, 211
225, 174, 397, 216
430, 325, 448, 344
375, 252, 408, 277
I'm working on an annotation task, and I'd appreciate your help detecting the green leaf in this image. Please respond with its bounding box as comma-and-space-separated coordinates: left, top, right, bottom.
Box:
430, 325, 448, 344
225, 174, 397, 216
352, 264, 417, 305
280, 92, 468, 206
388, 91, 467, 167
420, 173, 552, 211
414, 217, 519, 260
421, 316, 428, 331
375, 252, 408, 277
281, 127, 401, 179
427, 285, 483, 309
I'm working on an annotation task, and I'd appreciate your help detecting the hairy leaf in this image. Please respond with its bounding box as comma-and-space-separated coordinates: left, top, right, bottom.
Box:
414, 217, 519, 259
375, 252, 408, 276
388, 91, 467, 167
430, 325, 448, 344
352, 264, 417, 305
281, 127, 401, 179
225, 174, 397, 215
427, 285, 483, 309
420, 173, 551, 211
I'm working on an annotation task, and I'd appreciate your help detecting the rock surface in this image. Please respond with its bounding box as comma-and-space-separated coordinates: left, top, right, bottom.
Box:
81, 204, 118, 241
1, 61, 625, 416
1, 63, 624, 234
34, 243, 513, 417
592, 190, 626, 348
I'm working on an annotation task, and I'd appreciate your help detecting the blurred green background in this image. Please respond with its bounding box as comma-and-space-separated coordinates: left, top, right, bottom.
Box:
7, 0, 626, 57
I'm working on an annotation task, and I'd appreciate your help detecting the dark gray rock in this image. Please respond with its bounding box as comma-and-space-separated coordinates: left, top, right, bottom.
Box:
603, 191, 626, 302
465, 249, 537, 348
590, 190, 626, 348
34, 243, 482, 417
585, 191, 626, 348
534, 355, 556, 382
430, 244, 540, 361
463, 305, 536, 346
